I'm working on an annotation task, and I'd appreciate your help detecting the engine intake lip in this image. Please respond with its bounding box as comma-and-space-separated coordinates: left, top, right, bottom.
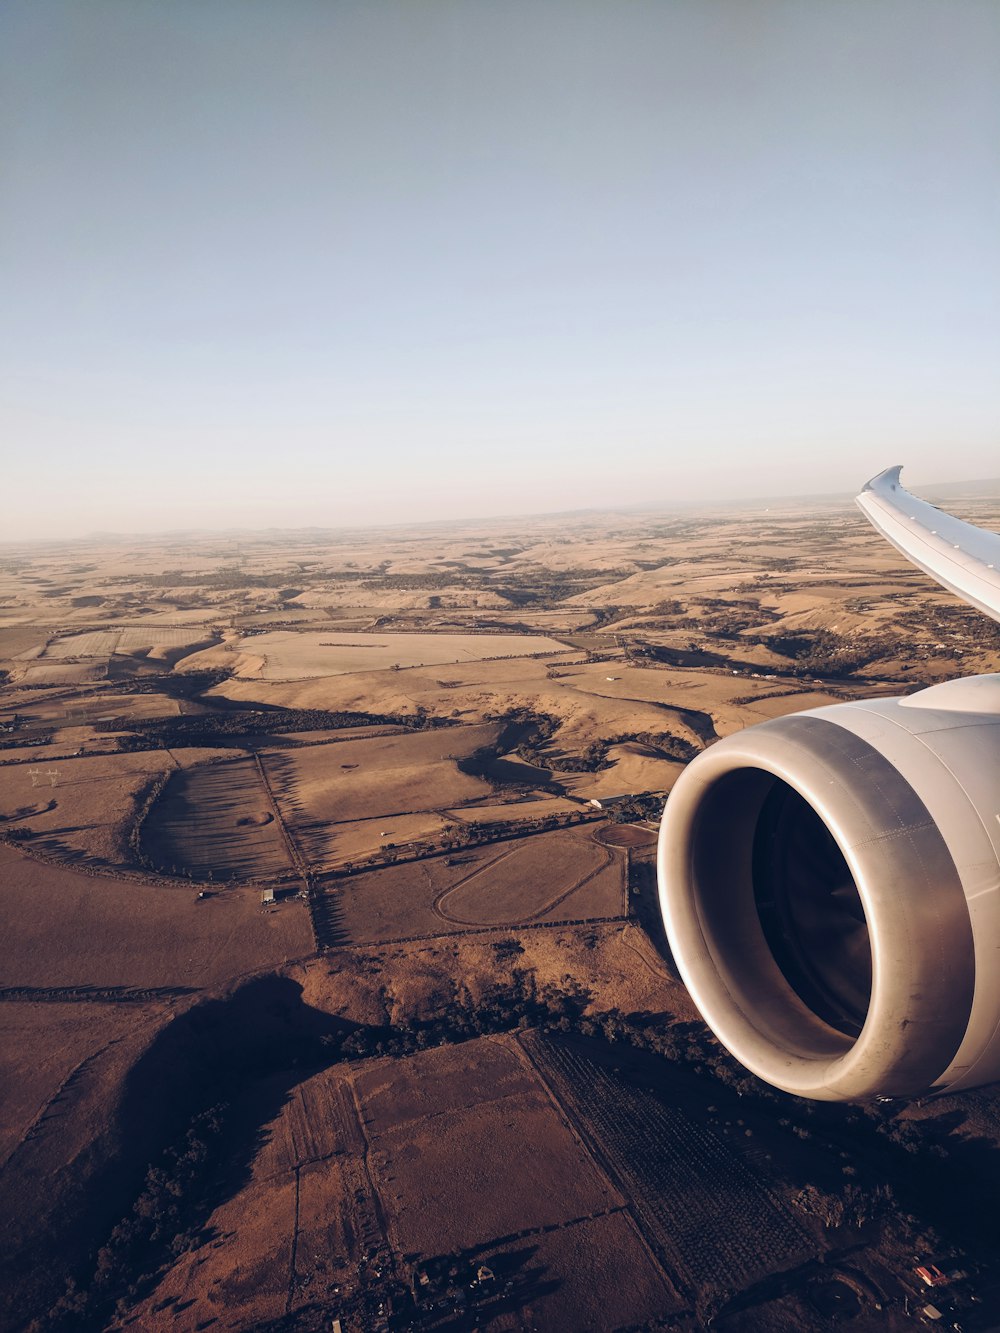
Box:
658, 714, 975, 1101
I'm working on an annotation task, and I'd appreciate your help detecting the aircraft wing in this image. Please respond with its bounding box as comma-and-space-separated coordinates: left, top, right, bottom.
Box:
856, 465, 1000, 624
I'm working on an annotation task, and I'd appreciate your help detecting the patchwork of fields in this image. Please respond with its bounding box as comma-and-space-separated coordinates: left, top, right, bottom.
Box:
43, 627, 216, 661
5, 495, 998, 1332
125, 1034, 685, 1332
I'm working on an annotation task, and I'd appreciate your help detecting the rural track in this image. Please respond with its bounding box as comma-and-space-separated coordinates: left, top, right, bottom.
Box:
253, 753, 312, 888
430, 844, 520, 920
284, 1165, 303, 1316
617, 923, 674, 980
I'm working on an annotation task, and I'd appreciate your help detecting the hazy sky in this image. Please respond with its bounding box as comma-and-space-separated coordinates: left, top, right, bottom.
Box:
2, 1, 998, 538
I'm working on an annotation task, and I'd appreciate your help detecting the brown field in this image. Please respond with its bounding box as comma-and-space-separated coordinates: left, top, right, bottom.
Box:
140, 757, 294, 880
434, 829, 623, 925
20, 660, 110, 685
0, 844, 312, 991
357, 1032, 536, 1132
361, 1045, 621, 1254
597, 822, 658, 848
261, 725, 500, 866
474, 1209, 685, 1329
0, 1001, 159, 1171
318, 826, 625, 946
0, 625, 52, 659
310, 810, 454, 866
11, 690, 181, 727
0, 751, 171, 868
216, 628, 568, 680
42, 626, 217, 662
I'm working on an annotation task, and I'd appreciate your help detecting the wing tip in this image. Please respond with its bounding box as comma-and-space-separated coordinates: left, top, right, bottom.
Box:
861, 464, 904, 495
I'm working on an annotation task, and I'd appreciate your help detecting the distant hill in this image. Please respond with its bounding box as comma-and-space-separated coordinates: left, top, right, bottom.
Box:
915, 477, 1000, 502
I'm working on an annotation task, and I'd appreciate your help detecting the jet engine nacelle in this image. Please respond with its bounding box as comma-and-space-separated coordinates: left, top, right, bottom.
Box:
657, 674, 1000, 1102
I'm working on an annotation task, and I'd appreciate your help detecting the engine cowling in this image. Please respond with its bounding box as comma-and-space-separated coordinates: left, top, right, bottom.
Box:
657, 674, 1000, 1101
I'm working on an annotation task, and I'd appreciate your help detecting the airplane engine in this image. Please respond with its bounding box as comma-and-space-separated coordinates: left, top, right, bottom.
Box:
657, 674, 1000, 1102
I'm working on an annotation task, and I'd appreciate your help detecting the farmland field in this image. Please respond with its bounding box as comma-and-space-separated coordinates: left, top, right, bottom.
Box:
20, 661, 109, 685
0, 844, 312, 990
0, 1001, 155, 1171
597, 823, 658, 848
435, 830, 623, 924
140, 758, 293, 881
227, 629, 568, 679
42, 627, 216, 661
315, 826, 625, 945
0, 751, 171, 869
261, 725, 499, 866
356, 1036, 622, 1253
523, 1031, 813, 1300
474, 1210, 685, 1330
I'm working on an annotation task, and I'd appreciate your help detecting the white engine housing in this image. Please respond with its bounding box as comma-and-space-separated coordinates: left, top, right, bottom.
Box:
657, 674, 1000, 1101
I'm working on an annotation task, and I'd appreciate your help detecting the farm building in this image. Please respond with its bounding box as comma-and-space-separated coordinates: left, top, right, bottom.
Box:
589, 795, 630, 811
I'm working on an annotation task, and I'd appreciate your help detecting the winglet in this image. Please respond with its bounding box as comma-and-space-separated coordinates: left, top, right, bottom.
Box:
860, 464, 903, 494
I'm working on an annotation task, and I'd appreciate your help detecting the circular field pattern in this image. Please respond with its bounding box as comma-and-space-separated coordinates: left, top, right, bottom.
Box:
596, 824, 656, 849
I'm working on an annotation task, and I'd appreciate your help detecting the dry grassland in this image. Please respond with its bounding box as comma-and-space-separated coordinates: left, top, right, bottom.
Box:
261, 725, 499, 866
0, 845, 312, 991
320, 915, 697, 1027
0, 751, 171, 867
0, 1001, 156, 1170
137, 1174, 298, 1329
479, 1209, 684, 1329
220, 629, 568, 680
